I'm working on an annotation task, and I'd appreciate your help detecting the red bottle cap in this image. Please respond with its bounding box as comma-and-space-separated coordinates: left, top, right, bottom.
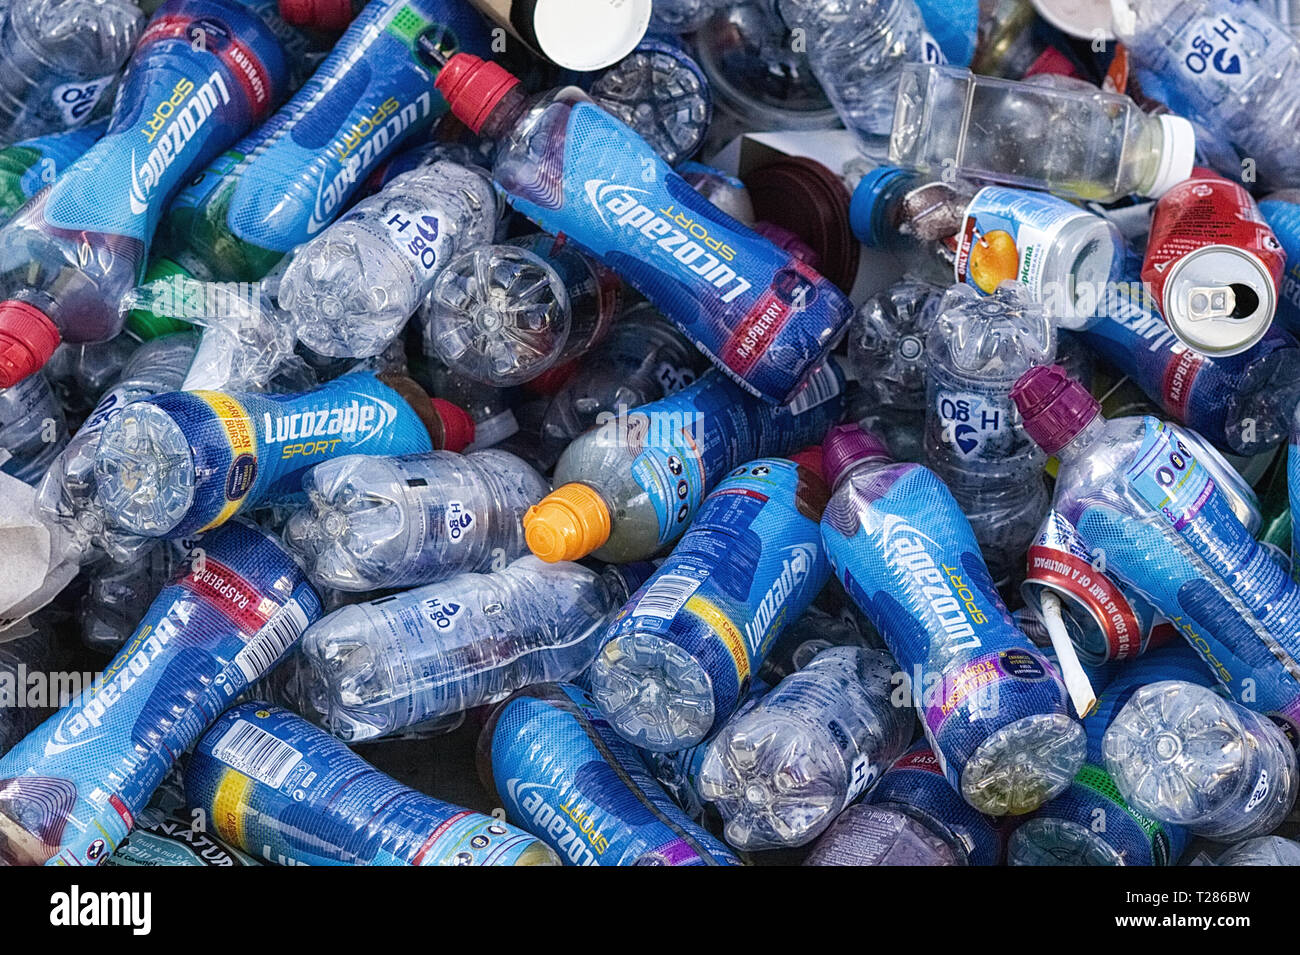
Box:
430, 397, 476, 453
435, 54, 522, 135
0, 301, 60, 388
278, 0, 353, 30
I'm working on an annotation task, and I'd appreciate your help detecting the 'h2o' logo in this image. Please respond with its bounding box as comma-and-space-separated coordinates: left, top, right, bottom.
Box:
52, 75, 113, 126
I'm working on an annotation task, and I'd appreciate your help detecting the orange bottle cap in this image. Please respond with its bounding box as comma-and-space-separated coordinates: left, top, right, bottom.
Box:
524, 483, 611, 562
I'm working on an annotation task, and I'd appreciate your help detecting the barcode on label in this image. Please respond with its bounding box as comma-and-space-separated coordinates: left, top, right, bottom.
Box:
235, 600, 310, 683
213, 719, 302, 788
634, 574, 702, 621
786, 363, 840, 416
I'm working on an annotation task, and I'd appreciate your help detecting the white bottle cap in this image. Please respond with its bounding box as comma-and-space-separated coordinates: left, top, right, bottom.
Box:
1147, 114, 1197, 198
532, 0, 652, 72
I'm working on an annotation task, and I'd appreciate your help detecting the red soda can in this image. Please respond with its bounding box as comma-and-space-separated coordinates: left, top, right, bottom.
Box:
1141, 168, 1284, 357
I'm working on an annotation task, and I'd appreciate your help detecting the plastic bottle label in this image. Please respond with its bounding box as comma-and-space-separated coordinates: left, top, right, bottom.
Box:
50, 74, 115, 127
142, 372, 433, 536
607, 457, 830, 727
933, 389, 1011, 461
1172, 12, 1278, 108
0, 524, 321, 867
486, 684, 739, 866
188, 704, 542, 866
501, 99, 854, 404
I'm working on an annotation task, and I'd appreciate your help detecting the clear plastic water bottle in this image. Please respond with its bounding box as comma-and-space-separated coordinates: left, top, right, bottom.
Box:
1216, 835, 1300, 865
0, 366, 64, 484
36, 332, 197, 560
1103, 680, 1298, 841
525, 363, 845, 564
423, 244, 571, 387
587, 38, 712, 166
847, 278, 945, 412
776, 0, 945, 148
890, 64, 1196, 202
278, 161, 500, 361
0, 0, 142, 145
924, 283, 1054, 583
698, 646, 913, 849
283, 448, 550, 592
1112, 0, 1300, 190
294, 555, 636, 742
540, 301, 706, 455
819, 423, 1086, 815
44, 332, 136, 416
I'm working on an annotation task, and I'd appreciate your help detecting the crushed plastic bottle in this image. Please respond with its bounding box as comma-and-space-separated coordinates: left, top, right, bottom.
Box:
283, 448, 549, 591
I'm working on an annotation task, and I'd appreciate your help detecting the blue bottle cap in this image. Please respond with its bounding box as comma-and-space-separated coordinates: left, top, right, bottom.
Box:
849, 166, 912, 247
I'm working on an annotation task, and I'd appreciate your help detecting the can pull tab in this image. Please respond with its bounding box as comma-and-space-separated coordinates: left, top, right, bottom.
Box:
1185, 286, 1235, 322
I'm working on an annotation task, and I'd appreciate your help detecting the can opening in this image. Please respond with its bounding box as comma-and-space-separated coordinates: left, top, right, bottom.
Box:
1229, 283, 1260, 320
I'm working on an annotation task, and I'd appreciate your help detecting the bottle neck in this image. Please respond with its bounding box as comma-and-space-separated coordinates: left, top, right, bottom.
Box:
833, 454, 895, 492
479, 86, 531, 142
1054, 413, 1106, 467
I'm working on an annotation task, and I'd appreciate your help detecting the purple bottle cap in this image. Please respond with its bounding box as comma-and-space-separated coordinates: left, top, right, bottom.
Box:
1010, 365, 1101, 455
823, 423, 892, 488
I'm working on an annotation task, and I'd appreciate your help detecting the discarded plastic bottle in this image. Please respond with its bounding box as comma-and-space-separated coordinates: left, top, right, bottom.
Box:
0, 521, 321, 866
160, 0, 491, 283
1112, 0, 1300, 190
924, 282, 1054, 583
36, 332, 198, 560
590, 454, 831, 752
1013, 364, 1300, 735
284, 448, 549, 592
540, 302, 705, 456
0, 0, 291, 388
186, 702, 557, 865
80, 541, 179, 653
698, 646, 914, 849
480, 682, 740, 865
0, 366, 64, 484
525, 362, 845, 564
0, 0, 143, 144
847, 278, 946, 412
93, 370, 475, 540
278, 161, 499, 360
819, 422, 1085, 815
295, 555, 637, 741
805, 742, 1006, 865
434, 53, 854, 405
1104, 680, 1298, 842
890, 63, 1195, 202
1216, 835, 1300, 865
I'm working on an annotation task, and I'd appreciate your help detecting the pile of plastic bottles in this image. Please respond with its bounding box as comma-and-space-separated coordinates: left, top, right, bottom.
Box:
3, 0, 1300, 869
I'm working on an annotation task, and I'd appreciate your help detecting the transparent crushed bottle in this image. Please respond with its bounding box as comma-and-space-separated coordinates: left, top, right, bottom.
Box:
283, 448, 550, 592
35, 332, 198, 561
924, 283, 1054, 583
0, 0, 143, 144
847, 278, 945, 412
278, 161, 499, 361
889, 63, 1195, 202
294, 555, 635, 742
80, 540, 179, 653
423, 244, 571, 387
1215, 835, 1300, 865
1112, 0, 1300, 190
698, 646, 914, 849
776, 0, 944, 149
0, 366, 65, 484
587, 38, 712, 166
540, 301, 706, 456
1103, 680, 1299, 842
